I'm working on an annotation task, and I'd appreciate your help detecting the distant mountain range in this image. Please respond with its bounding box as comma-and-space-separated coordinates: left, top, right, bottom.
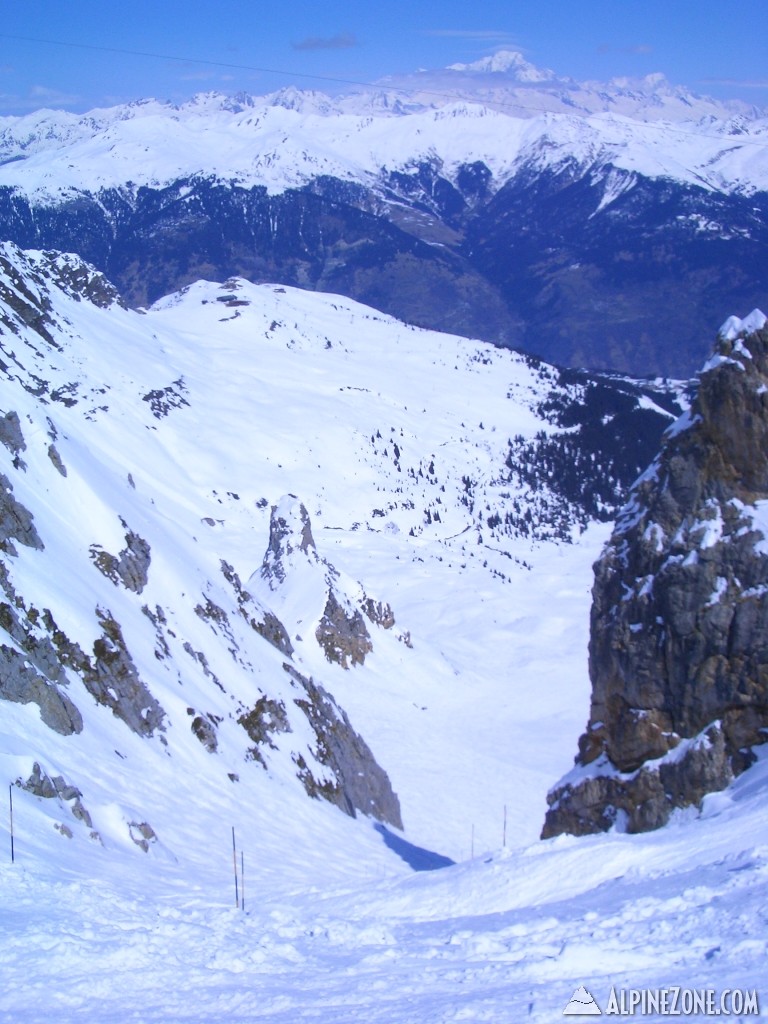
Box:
0, 52, 766, 376
373, 49, 767, 122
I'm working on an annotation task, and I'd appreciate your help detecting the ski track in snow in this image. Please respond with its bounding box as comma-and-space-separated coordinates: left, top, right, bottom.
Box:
3, 764, 768, 1024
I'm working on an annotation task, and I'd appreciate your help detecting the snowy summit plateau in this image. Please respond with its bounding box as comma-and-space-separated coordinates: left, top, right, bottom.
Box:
1, 49, 768, 1024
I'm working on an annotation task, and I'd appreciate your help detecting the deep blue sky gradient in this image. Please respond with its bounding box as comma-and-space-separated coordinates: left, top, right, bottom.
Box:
1, 0, 766, 115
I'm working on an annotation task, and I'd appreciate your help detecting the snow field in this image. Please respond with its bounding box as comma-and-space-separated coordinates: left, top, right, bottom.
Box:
2, 756, 768, 1023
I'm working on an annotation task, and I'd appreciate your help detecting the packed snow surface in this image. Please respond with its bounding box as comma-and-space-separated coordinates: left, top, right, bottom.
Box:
2, 756, 767, 1022
1, 253, 767, 1020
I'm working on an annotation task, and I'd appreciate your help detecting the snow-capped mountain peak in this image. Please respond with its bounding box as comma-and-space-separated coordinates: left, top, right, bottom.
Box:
445, 49, 557, 82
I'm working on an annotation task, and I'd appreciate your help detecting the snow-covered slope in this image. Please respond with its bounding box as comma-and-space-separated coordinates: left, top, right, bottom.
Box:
2, 243, 767, 1021
0, 239, 653, 869
4, 747, 768, 1023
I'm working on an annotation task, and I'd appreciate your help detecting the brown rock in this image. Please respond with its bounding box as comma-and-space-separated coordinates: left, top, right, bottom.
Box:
544, 314, 768, 837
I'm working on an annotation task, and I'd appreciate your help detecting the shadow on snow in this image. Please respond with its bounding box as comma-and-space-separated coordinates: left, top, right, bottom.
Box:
374, 823, 455, 872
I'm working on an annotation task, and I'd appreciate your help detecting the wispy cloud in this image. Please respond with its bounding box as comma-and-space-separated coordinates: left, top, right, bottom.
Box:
0, 84, 81, 113
597, 43, 653, 56
29, 85, 80, 105
292, 32, 358, 52
425, 29, 521, 45
701, 77, 768, 90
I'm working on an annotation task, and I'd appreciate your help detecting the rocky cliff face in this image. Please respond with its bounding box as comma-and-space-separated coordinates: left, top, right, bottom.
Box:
543, 309, 768, 837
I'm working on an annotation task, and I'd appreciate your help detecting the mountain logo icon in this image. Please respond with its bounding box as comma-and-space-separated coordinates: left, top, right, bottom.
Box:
563, 985, 602, 1015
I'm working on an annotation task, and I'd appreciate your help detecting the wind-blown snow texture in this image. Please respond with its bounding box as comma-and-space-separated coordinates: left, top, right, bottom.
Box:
0, 243, 767, 1021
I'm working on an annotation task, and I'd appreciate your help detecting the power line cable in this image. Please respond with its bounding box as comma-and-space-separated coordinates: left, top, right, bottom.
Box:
0, 33, 378, 92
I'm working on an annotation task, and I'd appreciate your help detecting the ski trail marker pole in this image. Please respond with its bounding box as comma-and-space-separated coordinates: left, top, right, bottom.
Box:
9, 785, 14, 864
231, 827, 239, 908
241, 849, 245, 912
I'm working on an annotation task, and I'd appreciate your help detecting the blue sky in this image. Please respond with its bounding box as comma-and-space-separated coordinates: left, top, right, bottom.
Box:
1, 0, 767, 115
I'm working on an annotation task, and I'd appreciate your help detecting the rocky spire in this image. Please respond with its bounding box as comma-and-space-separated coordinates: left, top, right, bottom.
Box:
259, 494, 318, 589
543, 310, 768, 837
252, 495, 392, 670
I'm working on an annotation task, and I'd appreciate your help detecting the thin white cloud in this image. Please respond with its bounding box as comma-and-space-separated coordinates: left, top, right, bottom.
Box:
425, 29, 521, 44
32, 85, 81, 106
702, 77, 768, 90
422, 30, 525, 59
292, 33, 358, 52
597, 43, 653, 56
0, 84, 81, 113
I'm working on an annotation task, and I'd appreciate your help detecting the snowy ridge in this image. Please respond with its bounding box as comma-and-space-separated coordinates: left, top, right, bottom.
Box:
371, 50, 765, 122
1, 86, 767, 202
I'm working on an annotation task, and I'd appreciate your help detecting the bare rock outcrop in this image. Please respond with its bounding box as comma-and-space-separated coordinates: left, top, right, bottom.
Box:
315, 591, 373, 669
85, 610, 166, 737
19, 762, 93, 827
89, 520, 151, 594
0, 474, 43, 554
254, 495, 392, 669
0, 646, 83, 735
260, 494, 318, 588
0, 410, 26, 458
284, 663, 403, 828
544, 310, 768, 838
246, 497, 403, 825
